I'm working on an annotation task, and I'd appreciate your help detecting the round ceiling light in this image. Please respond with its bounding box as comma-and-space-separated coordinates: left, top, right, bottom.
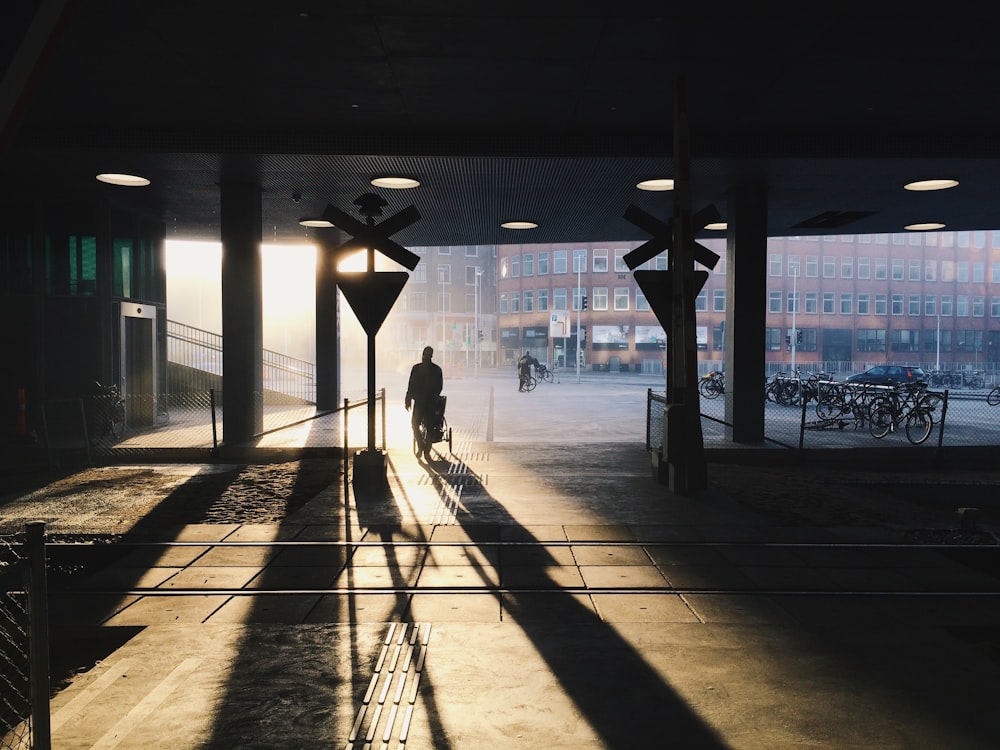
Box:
96, 173, 150, 187
371, 176, 420, 189
500, 221, 538, 230
904, 222, 946, 231
903, 179, 959, 192
636, 178, 675, 191
704, 222, 728, 231
298, 218, 335, 227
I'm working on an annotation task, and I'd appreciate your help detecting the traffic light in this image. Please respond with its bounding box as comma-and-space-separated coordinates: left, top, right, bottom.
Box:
796, 329, 803, 345
581, 294, 588, 311
478, 329, 484, 341
580, 325, 587, 349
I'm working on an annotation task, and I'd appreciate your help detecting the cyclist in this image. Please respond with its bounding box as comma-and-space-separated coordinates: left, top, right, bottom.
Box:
517, 351, 538, 391
405, 346, 443, 449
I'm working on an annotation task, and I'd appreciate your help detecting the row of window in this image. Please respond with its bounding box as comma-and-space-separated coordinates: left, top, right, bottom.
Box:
765, 291, 1000, 317
775, 230, 999, 248
498, 287, 650, 314
761, 328, 990, 353
498, 248, 673, 279
770, 255, 1000, 282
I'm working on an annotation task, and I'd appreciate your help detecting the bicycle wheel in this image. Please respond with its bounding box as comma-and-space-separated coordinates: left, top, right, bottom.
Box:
905, 409, 933, 444
110, 401, 125, 439
988, 386, 1000, 406
525, 375, 537, 392
541, 369, 553, 383
869, 405, 893, 439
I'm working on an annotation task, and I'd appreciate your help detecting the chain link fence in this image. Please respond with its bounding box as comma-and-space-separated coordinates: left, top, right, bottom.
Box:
0, 524, 50, 750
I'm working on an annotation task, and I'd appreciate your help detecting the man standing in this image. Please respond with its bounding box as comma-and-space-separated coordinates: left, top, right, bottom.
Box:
405, 346, 443, 456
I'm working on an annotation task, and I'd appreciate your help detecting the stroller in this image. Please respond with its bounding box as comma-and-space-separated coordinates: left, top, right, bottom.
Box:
414, 394, 452, 459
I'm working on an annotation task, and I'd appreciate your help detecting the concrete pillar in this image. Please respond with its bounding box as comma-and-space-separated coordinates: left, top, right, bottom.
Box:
724, 185, 768, 444
315, 230, 345, 411
220, 180, 263, 443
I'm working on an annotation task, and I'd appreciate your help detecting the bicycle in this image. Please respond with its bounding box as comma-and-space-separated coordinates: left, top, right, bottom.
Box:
698, 370, 725, 399
413, 395, 452, 460
535, 363, 554, 384
518, 374, 537, 392
867, 383, 935, 444
89, 381, 125, 444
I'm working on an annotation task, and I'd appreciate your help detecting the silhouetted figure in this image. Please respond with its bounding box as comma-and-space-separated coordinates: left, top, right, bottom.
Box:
405, 346, 443, 449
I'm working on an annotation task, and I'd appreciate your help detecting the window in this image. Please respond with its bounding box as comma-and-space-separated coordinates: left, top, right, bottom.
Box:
875, 258, 888, 279
538, 252, 549, 275
413, 264, 427, 283
891, 294, 904, 315
839, 293, 852, 314
924, 259, 936, 281
823, 256, 835, 278
538, 289, 549, 311
768, 291, 781, 313
806, 255, 818, 277
992, 262, 1000, 283
499, 293, 508, 314
553, 287, 567, 309
573, 248, 587, 273
510, 292, 519, 313
857, 293, 870, 315
523, 254, 534, 276
857, 256, 870, 279
891, 329, 920, 352
991, 296, 1000, 317
908, 295, 921, 316
841, 257, 853, 278
957, 295, 969, 317
593, 286, 609, 310
974, 262, 985, 282
787, 291, 800, 314
891, 259, 904, 280
465, 245, 479, 257
956, 330, 983, 353
614, 287, 630, 311
957, 261, 969, 282
438, 246, 451, 255
437, 264, 451, 284
822, 293, 834, 314
712, 289, 726, 312
636, 289, 649, 311
553, 250, 568, 274
408, 291, 427, 311
941, 260, 955, 282
875, 294, 887, 315
523, 290, 533, 312
766, 327, 783, 351
805, 291, 818, 314
857, 329, 886, 352
925, 295, 936, 316
465, 266, 479, 284
593, 248, 608, 272
573, 286, 586, 311
908, 259, 920, 281
941, 294, 953, 316
696, 290, 708, 312
787, 255, 800, 277
973, 295, 985, 317
925, 329, 951, 353
769, 254, 783, 276
511, 257, 520, 277
614, 250, 629, 273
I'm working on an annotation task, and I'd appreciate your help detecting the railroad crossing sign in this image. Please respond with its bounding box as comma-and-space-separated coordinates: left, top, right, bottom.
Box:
322, 200, 421, 271
622, 203, 722, 272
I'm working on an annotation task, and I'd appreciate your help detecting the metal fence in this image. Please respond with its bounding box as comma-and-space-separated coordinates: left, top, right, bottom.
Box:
0, 524, 50, 750
647, 378, 1000, 455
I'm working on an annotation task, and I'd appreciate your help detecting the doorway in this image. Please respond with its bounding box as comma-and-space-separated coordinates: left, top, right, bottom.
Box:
119, 302, 158, 428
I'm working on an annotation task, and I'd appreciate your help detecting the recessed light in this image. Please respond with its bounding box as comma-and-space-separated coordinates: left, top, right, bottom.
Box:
636, 178, 674, 191
904, 179, 959, 191
299, 218, 335, 227
704, 222, 727, 231
371, 176, 420, 189
500, 221, 538, 230
96, 173, 150, 187
904, 222, 946, 231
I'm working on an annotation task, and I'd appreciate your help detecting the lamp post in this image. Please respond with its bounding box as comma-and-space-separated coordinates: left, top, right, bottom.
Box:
576, 258, 582, 383
790, 267, 798, 371
474, 267, 482, 378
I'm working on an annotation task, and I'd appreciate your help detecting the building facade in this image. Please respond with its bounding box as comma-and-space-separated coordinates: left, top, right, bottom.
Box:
496, 230, 1000, 377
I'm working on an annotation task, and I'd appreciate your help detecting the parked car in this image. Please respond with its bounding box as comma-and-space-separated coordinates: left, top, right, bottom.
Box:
845, 365, 927, 386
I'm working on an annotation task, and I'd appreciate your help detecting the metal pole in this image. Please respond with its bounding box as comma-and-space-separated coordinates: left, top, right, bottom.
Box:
576, 260, 582, 383
366, 242, 377, 454
475, 267, 480, 378
790, 268, 797, 371
26, 521, 51, 750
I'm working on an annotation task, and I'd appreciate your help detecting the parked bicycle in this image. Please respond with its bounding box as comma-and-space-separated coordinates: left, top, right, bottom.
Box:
698, 370, 725, 399
535, 363, 554, 384
89, 380, 125, 444
867, 382, 936, 444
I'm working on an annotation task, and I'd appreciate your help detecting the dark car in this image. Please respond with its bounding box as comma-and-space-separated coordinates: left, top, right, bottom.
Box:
845, 365, 927, 386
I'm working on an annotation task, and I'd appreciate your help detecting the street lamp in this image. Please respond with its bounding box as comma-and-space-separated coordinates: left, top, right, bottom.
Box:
474, 267, 482, 377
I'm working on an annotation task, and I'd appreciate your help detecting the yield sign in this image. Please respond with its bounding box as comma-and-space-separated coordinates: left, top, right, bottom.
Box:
338, 271, 409, 336
634, 270, 709, 330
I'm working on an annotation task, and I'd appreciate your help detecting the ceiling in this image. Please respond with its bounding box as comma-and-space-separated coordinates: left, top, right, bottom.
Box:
5, 1, 1000, 250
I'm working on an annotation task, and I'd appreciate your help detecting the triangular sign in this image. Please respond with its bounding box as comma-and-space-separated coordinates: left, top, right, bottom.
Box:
634, 270, 709, 330
338, 271, 409, 336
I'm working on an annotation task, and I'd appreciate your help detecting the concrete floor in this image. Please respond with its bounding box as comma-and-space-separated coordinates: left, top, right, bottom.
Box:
4, 374, 1000, 748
